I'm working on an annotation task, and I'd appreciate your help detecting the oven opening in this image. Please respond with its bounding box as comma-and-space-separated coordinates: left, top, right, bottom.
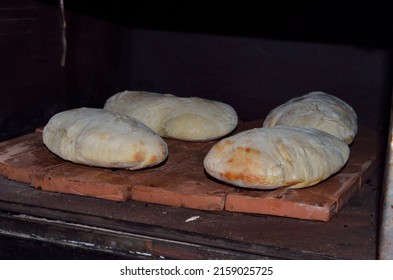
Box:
1, 0, 392, 260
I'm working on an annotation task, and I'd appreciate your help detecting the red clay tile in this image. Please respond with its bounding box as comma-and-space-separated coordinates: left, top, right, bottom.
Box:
0, 121, 384, 221
2, 146, 64, 184
131, 138, 234, 211
0, 132, 45, 182
303, 173, 361, 214
31, 164, 135, 201
132, 181, 231, 211
225, 187, 336, 221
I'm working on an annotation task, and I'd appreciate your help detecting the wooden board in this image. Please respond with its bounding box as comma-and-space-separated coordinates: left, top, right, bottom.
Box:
0, 120, 383, 222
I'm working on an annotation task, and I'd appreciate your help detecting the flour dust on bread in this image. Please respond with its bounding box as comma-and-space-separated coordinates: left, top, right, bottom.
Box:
103, 90, 238, 141
204, 127, 350, 190
43, 108, 168, 170
263, 91, 357, 144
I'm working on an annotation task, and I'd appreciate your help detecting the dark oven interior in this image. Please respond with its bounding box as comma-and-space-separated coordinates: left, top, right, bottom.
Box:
1, 0, 393, 259
1, 0, 392, 140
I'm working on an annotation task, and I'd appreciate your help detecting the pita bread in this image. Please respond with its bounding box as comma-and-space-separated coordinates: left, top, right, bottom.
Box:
263, 91, 357, 144
204, 126, 349, 189
103, 91, 238, 141
43, 108, 168, 170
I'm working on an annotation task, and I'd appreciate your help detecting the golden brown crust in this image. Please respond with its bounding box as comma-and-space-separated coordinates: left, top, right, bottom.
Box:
204, 127, 350, 190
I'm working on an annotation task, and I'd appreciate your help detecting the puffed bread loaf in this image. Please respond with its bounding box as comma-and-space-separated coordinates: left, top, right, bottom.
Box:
104, 91, 238, 141
43, 108, 168, 170
263, 91, 357, 144
204, 127, 350, 189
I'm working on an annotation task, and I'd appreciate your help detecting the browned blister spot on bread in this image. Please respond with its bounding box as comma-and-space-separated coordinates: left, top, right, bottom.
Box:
219, 171, 268, 186
132, 150, 145, 162
147, 155, 158, 165
131, 141, 147, 163
226, 146, 261, 166
220, 146, 267, 186
214, 140, 234, 153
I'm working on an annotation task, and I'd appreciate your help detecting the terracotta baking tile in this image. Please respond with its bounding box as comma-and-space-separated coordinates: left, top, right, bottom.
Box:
303, 173, 361, 213
132, 180, 232, 211
0, 132, 42, 151
31, 163, 135, 202
0, 132, 45, 182
225, 187, 336, 221
0, 132, 43, 161
341, 125, 383, 187
121, 133, 223, 209
0, 121, 384, 222
2, 146, 64, 184
341, 161, 365, 174
131, 137, 233, 210
341, 160, 377, 186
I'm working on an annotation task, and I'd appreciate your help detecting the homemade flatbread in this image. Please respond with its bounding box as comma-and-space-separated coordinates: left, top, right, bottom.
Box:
103, 90, 238, 141
263, 91, 357, 144
204, 127, 350, 189
43, 108, 168, 170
